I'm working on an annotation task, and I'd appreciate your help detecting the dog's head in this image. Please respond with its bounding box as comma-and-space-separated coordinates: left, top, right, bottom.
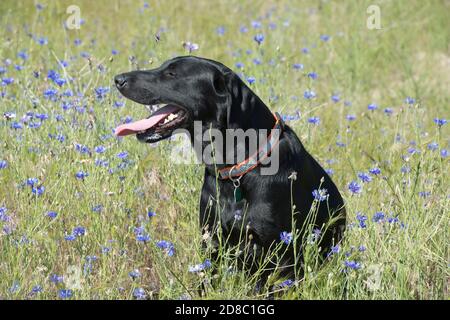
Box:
114, 56, 267, 143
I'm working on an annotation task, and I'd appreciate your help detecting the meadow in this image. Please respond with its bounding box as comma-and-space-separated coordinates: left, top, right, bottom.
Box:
0, 0, 448, 300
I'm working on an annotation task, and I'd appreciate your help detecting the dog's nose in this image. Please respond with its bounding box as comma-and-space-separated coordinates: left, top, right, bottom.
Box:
114, 75, 128, 89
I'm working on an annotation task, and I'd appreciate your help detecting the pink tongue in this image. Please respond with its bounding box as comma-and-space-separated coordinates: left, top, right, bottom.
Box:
115, 105, 179, 137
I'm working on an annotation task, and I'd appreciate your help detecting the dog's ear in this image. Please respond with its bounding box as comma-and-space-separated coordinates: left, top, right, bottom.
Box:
224, 72, 254, 130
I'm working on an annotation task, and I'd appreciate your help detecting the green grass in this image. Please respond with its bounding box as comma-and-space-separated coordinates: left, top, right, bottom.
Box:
0, 0, 448, 299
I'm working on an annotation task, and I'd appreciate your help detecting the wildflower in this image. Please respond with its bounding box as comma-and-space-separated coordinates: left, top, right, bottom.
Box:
348, 181, 362, 194
327, 245, 340, 258
372, 211, 385, 223
65, 234, 76, 241
441, 149, 448, 158
70, 227, 84, 238
31, 285, 43, 294
43, 87, 58, 99
325, 168, 334, 176
301, 47, 309, 54
31, 185, 45, 196
182, 42, 199, 53
18, 50, 28, 60
117, 151, 128, 159
355, 213, 367, 229
133, 288, 146, 300
254, 34, 265, 45
188, 259, 212, 273
367, 103, 378, 111
405, 97, 415, 104
433, 118, 447, 127
95, 86, 110, 99
312, 188, 328, 201
234, 209, 242, 221
401, 165, 410, 174
235, 62, 244, 69
239, 25, 248, 33
136, 233, 151, 243
307, 72, 318, 80
216, 26, 225, 36
49, 274, 64, 284
58, 289, 73, 299
346, 114, 356, 121
75, 171, 89, 180
251, 20, 262, 29
156, 240, 175, 257
246, 76, 256, 85
369, 167, 381, 175
129, 269, 141, 280
2, 77, 14, 85
344, 260, 361, 270
280, 231, 292, 245
427, 142, 438, 151
293, 63, 304, 70
359, 245, 366, 252
304, 90, 316, 99
279, 279, 294, 288
308, 116, 320, 125
47, 211, 58, 219
358, 172, 372, 183
331, 94, 340, 103
0, 160, 7, 169
320, 34, 330, 42
384, 108, 393, 115
37, 36, 48, 45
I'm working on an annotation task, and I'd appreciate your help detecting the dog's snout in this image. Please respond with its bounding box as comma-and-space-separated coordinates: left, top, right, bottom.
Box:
114, 74, 128, 89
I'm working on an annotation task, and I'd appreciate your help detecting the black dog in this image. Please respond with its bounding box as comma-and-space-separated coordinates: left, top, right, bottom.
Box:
114, 56, 345, 285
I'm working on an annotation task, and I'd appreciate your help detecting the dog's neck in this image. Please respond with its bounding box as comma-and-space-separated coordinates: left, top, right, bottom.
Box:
192, 97, 278, 176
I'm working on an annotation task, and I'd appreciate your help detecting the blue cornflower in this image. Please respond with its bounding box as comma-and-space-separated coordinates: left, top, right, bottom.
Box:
384, 108, 393, 115
348, 181, 362, 194
372, 211, 385, 223
246, 76, 256, 85
279, 279, 294, 288
304, 90, 316, 99
18, 50, 28, 60
358, 245, 366, 252
356, 212, 367, 228
37, 36, 48, 45
47, 211, 58, 219
0, 207, 9, 222
75, 144, 90, 154
49, 274, 64, 283
331, 94, 340, 103
401, 165, 410, 174
320, 34, 331, 41
147, 210, 156, 218
325, 168, 334, 176
58, 289, 73, 299
418, 191, 431, 198
427, 142, 438, 151
216, 26, 225, 36
0, 160, 7, 169
293, 63, 304, 70
280, 231, 292, 245
92, 204, 103, 213
156, 240, 175, 257
73, 226, 86, 237
111, 49, 119, 55
94, 145, 106, 153
2, 77, 14, 85
31, 185, 45, 196
74, 38, 82, 46
367, 103, 378, 111
117, 151, 128, 159
65, 234, 76, 241
31, 285, 43, 294
433, 118, 447, 127
26, 178, 39, 187
75, 171, 89, 180
344, 260, 361, 270
307, 72, 318, 79
307, 117, 320, 125
129, 269, 141, 280
253, 34, 264, 45
133, 288, 146, 300
327, 245, 340, 258
188, 259, 212, 273
404, 97, 415, 104
95, 86, 110, 99
43, 87, 58, 99
358, 172, 372, 183
441, 149, 448, 158
136, 233, 151, 243
312, 188, 328, 201
114, 101, 124, 108
239, 25, 248, 33
346, 114, 356, 121
251, 20, 262, 29
369, 167, 381, 175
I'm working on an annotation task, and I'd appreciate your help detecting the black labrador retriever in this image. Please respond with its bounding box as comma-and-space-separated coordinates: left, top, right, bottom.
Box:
114, 56, 345, 285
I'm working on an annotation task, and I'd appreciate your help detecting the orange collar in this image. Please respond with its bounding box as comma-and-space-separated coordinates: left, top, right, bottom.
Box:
218, 112, 283, 180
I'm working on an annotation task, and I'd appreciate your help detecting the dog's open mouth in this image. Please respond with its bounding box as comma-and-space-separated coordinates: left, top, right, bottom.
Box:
114, 104, 189, 143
